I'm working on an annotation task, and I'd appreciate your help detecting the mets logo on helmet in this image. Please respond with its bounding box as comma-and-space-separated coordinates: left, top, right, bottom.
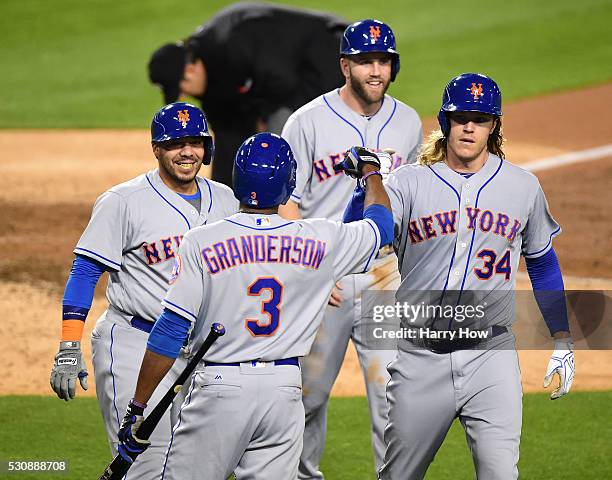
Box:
470, 83, 483, 100
177, 110, 190, 128
369, 25, 381, 42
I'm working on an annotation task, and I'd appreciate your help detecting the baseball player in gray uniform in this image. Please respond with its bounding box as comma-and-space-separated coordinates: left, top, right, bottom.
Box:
279, 19, 422, 478
49, 102, 238, 479
372, 73, 575, 479
114, 133, 394, 479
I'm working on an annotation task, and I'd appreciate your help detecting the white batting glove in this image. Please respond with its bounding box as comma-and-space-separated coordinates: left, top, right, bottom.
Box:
379, 149, 395, 179
543, 339, 575, 400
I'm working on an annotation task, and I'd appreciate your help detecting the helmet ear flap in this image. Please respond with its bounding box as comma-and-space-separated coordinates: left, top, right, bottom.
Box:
202, 136, 215, 165
437, 110, 450, 137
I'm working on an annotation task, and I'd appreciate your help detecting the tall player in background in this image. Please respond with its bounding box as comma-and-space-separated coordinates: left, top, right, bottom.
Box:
377, 73, 575, 479
49, 103, 238, 478
115, 134, 394, 479
280, 19, 422, 478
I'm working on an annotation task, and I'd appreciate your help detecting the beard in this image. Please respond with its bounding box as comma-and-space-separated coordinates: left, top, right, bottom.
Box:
349, 71, 391, 106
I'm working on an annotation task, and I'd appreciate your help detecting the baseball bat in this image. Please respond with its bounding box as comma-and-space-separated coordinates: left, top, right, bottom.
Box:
98, 322, 226, 480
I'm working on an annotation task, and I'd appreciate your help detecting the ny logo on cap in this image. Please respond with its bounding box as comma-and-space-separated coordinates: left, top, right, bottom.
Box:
369, 25, 381, 42
177, 110, 190, 128
470, 83, 483, 100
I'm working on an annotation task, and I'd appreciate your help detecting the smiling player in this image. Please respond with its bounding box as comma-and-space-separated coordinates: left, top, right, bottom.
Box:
49, 102, 238, 479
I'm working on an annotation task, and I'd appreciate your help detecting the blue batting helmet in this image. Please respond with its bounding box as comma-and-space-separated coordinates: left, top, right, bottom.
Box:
233, 133, 297, 209
151, 102, 214, 165
340, 19, 400, 81
437, 73, 503, 136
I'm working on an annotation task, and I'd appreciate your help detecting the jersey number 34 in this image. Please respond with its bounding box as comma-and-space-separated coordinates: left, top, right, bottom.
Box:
474, 249, 511, 281
246, 277, 283, 336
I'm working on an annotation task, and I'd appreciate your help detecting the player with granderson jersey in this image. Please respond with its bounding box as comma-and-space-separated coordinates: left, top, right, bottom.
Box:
115, 133, 394, 479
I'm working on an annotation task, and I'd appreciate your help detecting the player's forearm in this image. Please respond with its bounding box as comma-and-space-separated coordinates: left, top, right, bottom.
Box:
133, 309, 191, 404
525, 248, 570, 336
61, 255, 107, 341
133, 349, 175, 405
362, 166, 391, 211
362, 166, 393, 246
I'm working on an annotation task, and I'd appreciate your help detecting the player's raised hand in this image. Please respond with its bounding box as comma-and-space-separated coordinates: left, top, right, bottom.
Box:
543, 339, 575, 400
334, 147, 382, 178
50, 341, 88, 401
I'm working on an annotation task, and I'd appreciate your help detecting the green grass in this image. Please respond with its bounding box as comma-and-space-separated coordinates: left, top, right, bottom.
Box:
0, 396, 109, 479
0, 0, 611, 127
1, 391, 611, 479
321, 392, 612, 479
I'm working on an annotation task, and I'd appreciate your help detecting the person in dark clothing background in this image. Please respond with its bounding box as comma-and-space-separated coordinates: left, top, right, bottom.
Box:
149, 2, 348, 186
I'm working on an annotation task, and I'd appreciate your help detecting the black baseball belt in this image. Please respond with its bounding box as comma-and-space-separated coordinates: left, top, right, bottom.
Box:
408, 325, 509, 354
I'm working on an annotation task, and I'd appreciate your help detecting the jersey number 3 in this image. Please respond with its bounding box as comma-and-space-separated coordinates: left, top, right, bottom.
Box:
246, 277, 283, 336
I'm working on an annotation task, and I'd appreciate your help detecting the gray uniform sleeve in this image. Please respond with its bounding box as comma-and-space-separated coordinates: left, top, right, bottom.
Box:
221, 189, 240, 216
332, 219, 381, 279
281, 114, 312, 205
74, 191, 128, 271
522, 183, 561, 259
162, 234, 206, 322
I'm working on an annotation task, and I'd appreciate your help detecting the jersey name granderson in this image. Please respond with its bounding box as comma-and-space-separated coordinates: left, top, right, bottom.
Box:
203, 234, 327, 274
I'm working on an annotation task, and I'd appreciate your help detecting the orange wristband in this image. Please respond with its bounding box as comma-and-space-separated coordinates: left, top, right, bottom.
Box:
62, 320, 85, 342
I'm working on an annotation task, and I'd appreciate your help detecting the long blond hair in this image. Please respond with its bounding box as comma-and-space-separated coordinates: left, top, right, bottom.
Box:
418, 118, 505, 166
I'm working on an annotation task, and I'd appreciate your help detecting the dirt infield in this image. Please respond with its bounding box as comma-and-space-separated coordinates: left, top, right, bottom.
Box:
0, 83, 611, 396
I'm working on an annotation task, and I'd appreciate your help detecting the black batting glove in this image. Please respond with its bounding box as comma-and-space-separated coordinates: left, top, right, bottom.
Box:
117, 399, 150, 464
334, 147, 382, 178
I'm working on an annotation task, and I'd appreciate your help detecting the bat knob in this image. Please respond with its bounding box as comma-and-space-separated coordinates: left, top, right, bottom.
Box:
211, 323, 226, 336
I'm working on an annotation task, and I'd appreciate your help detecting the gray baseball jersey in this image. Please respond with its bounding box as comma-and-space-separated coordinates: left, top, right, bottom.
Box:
380, 154, 561, 480
78, 169, 237, 479
162, 212, 381, 361
76, 169, 238, 321
158, 212, 381, 478
282, 89, 422, 220
385, 154, 560, 327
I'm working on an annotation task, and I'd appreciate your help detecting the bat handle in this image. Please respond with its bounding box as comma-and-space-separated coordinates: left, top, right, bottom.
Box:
98, 454, 132, 480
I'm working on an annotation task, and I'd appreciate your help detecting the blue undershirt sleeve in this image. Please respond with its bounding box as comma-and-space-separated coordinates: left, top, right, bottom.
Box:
342, 184, 366, 223
62, 254, 107, 320
364, 204, 393, 246
147, 309, 191, 359
525, 248, 569, 335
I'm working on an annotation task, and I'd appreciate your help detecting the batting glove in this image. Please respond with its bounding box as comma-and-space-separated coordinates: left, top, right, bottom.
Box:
118, 399, 150, 463
378, 148, 395, 179
334, 147, 383, 178
50, 341, 88, 401
543, 339, 575, 400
